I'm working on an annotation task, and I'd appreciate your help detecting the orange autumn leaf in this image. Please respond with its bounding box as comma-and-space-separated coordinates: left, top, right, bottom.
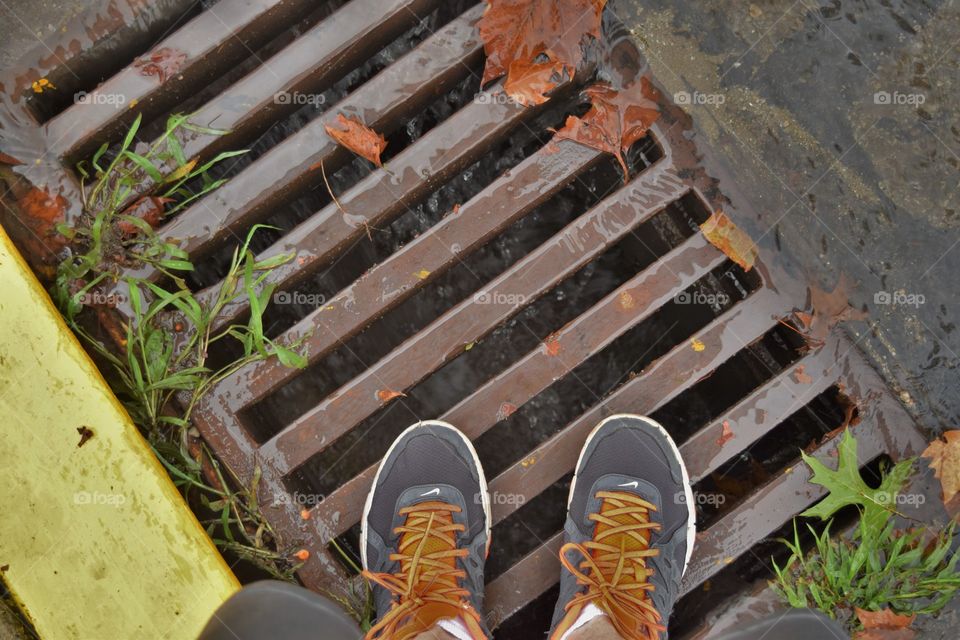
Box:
854, 608, 915, 640
324, 114, 387, 166
922, 430, 960, 506
133, 47, 187, 83
377, 389, 407, 403
716, 420, 734, 446
792, 365, 813, 384
544, 333, 562, 356
293, 549, 310, 561
700, 211, 758, 272
554, 79, 660, 180
504, 58, 566, 106
478, 0, 605, 86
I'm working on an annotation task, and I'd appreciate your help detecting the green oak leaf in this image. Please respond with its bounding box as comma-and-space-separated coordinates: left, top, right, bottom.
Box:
800, 429, 914, 540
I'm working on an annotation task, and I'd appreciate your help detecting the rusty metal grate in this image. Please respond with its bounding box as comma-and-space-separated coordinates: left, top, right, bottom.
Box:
0, 0, 929, 633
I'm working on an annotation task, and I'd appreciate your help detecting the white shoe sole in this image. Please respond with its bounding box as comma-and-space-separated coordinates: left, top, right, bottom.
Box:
360, 420, 492, 570
566, 413, 697, 575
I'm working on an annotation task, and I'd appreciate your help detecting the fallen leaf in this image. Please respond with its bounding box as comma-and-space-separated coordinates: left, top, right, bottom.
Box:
76, 426, 94, 447
618, 290, 635, 310
544, 333, 561, 356
497, 402, 518, 421
464, 342, 474, 351
134, 47, 187, 83
116, 196, 172, 235
504, 57, 566, 106
324, 114, 387, 166
164, 158, 198, 183
414, 269, 430, 280
300, 509, 311, 520
799, 274, 868, 348
31, 78, 55, 93
700, 211, 758, 272
521, 456, 537, 468
377, 389, 407, 403
478, 0, 605, 86
854, 608, 915, 640
293, 549, 310, 561
19, 186, 69, 250
922, 430, 960, 506
554, 79, 660, 180
716, 420, 734, 446
691, 338, 706, 352
792, 365, 813, 384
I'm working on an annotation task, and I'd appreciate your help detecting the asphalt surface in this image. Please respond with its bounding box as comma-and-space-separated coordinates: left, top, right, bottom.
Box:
610, 0, 959, 436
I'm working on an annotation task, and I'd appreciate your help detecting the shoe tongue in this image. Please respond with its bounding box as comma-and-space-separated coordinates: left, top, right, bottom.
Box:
397, 500, 459, 574
593, 494, 653, 558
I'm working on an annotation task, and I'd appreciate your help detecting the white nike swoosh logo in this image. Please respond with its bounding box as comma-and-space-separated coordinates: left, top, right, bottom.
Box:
617, 481, 639, 488
420, 488, 441, 496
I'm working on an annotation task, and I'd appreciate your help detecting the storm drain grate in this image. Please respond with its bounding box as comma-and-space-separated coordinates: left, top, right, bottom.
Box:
0, 0, 928, 633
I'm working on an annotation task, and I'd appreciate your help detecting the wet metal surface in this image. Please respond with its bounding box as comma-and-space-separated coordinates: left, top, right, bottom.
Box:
0, 0, 934, 634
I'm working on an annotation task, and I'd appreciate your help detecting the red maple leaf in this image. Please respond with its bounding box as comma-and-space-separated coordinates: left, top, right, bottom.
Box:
504, 58, 567, 106
479, 0, 606, 90
133, 47, 187, 83
553, 79, 660, 180
324, 114, 388, 167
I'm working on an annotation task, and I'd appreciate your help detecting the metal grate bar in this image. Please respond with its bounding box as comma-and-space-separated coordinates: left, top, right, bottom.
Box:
487, 288, 791, 525
309, 232, 727, 538
123, 4, 486, 282
206, 139, 606, 415
260, 156, 688, 474
199, 76, 576, 333
484, 337, 925, 622
46, 0, 325, 160
99, 0, 443, 207
682, 336, 840, 484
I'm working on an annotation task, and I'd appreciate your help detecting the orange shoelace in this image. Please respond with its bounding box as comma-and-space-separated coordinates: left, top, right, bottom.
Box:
362, 501, 487, 640
554, 490, 665, 640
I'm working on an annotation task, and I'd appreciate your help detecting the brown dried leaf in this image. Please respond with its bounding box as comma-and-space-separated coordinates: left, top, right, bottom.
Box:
854, 608, 915, 640
554, 79, 660, 180
324, 114, 388, 167
133, 47, 187, 83
922, 430, 960, 506
19, 186, 69, 252
504, 58, 566, 106
377, 389, 407, 403
800, 274, 868, 348
716, 420, 734, 446
479, 0, 605, 86
700, 211, 758, 272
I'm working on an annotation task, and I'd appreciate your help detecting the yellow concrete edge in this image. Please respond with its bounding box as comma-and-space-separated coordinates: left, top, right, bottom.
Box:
0, 225, 239, 639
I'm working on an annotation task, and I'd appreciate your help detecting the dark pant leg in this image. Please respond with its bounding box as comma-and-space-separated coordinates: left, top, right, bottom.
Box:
197, 581, 363, 640
711, 608, 848, 640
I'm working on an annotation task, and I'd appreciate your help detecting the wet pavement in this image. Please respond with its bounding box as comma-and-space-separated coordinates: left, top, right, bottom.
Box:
609, 0, 959, 436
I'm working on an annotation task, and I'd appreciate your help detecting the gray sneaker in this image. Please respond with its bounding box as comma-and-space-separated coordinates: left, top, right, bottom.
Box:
361, 421, 491, 640
548, 414, 695, 640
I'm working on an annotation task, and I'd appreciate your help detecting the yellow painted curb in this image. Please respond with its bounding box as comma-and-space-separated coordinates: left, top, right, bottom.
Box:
0, 225, 239, 639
